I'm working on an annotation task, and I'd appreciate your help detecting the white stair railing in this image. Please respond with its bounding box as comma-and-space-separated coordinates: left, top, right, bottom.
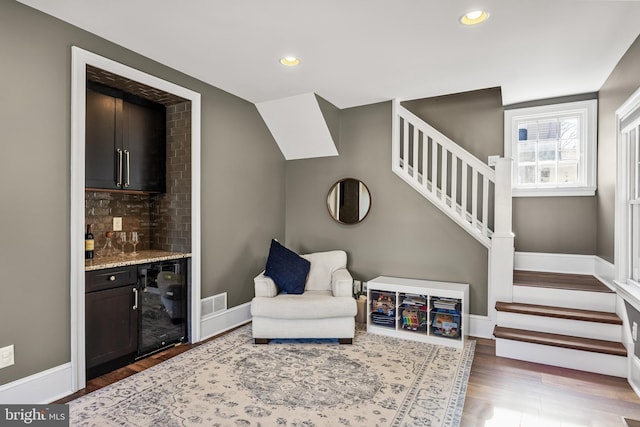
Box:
392, 99, 515, 319
392, 100, 507, 248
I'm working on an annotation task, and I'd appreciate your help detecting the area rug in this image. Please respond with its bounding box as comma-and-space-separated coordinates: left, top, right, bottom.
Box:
69, 324, 475, 427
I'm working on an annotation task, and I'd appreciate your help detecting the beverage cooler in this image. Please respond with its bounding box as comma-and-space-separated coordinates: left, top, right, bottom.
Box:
137, 260, 188, 357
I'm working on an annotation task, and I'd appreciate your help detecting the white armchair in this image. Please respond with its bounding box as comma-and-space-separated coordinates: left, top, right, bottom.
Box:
250, 250, 357, 343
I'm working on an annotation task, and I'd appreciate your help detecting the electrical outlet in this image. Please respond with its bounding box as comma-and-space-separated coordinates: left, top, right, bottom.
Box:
353, 280, 362, 295
633, 321, 638, 342
0, 344, 15, 369
113, 217, 122, 231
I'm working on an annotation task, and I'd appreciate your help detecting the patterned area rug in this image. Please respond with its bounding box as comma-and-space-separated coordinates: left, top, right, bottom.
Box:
69, 324, 475, 426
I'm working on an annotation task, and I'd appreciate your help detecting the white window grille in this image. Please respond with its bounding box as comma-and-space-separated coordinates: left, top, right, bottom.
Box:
505, 99, 597, 197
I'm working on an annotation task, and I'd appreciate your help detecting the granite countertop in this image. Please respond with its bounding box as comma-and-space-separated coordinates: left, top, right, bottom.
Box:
85, 250, 192, 271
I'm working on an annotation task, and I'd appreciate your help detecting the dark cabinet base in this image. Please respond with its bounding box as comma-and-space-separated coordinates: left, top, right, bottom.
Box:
87, 353, 136, 381
85, 283, 138, 375
85, 260, 188, 380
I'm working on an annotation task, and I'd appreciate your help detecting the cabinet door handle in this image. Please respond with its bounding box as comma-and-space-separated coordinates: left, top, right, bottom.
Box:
116, 148, 123, 187
109, 275, 116, 281
132, 287, 139, 310
124, 149, 130, 188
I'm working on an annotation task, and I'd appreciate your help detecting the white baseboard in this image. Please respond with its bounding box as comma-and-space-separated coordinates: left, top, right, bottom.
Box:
469, 315, 494, 339
0, 363, 73, 404
199, 302, 252, 341
630, 355, 640, 398
515, 252, 616, 291
594, 256, 616, 289
514, 252, 597, 275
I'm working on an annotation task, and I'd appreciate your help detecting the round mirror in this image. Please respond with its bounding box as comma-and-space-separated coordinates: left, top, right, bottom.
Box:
327, 178, 371, 224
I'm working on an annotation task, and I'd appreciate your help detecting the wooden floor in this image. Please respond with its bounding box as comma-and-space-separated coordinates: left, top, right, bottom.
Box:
56, 333, 640, 426
513, 270, 614, 293
461, 338, 640, 427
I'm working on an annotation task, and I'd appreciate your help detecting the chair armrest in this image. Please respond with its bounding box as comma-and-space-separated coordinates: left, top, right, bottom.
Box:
254, 272, 278, 297
331, 268, 353, 297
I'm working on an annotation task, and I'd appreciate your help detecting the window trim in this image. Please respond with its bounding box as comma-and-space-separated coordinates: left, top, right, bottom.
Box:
504, 99, 597, 197
615, 86, 640, 303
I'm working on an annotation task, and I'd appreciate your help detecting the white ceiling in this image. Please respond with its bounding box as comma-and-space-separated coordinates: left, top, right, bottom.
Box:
16, 0, 640, 109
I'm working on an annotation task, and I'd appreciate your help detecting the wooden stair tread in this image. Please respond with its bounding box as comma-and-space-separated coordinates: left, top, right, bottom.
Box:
493, 326, 627, 357
514, 270, 613, 293
495, 301, 622, 325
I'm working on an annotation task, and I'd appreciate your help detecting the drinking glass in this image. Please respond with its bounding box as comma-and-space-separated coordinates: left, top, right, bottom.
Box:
130, 231, 140, 255
117, 231, 128, 256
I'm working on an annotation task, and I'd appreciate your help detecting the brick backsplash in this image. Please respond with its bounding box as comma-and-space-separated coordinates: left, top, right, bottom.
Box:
85, 101, 192, 255
86, 191, 153, 252
151, 101, 192, 253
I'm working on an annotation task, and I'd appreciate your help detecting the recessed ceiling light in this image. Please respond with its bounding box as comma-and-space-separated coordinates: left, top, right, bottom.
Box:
460, 10, 490, 26
279, 56, 300, 67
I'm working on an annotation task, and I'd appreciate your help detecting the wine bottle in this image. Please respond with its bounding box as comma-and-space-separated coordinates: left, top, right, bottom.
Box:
85, 224, 95, 259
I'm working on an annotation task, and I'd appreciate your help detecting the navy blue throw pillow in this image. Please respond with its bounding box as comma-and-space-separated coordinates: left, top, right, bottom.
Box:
264, 239, 310, 294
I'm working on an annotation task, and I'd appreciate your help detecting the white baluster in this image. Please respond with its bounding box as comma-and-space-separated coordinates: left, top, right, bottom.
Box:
461, 163, 468, 222
441, 147, 448, 205
451, 154, 458, 215
431, 141, 439, 198
403, 119, 410, 172
482, 175, 489, 237
471, 170, 478, 230
413, 126, 420, 182
423, 135, 430, 191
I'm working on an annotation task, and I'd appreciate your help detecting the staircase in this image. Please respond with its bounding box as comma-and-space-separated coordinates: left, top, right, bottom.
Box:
392, 100, 501, 248
494, 270, 627, 377
391, 100, 629, 377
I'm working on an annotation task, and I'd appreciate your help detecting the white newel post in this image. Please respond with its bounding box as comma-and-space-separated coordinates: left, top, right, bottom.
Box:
490, 157, 514, 313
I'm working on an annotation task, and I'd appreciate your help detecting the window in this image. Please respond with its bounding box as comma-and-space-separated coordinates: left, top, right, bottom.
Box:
629, 123, 640, 283
616, 87, 640, 293
504, 99, 597, 197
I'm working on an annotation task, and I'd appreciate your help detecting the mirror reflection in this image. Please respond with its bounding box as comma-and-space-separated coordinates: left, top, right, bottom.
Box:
327, 178, 371, 224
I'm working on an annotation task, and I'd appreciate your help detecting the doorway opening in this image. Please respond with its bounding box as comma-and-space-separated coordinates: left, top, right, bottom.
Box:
71, 47, 202, 391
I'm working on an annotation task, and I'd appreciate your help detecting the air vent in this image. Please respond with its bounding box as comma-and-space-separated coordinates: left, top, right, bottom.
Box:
201, 293, 227, 319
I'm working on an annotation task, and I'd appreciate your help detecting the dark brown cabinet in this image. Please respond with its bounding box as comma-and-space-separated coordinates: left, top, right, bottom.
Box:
85, 82, 166, 193
85, 266, 138, 379
85, 260, 188, 379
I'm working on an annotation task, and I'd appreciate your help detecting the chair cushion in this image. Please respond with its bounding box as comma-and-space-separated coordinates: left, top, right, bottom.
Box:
301, 250, 347, 291
264, 239, 310, 295
251, 291, 357, 319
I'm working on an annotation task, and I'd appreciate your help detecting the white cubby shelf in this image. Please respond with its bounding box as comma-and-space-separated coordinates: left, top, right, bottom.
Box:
367, 276, 469, 349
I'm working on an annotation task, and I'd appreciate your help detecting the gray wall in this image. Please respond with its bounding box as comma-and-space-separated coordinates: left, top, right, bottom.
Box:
405, 87, 600, 255
513, 197, 597, 254
402, 87, 504, 163
625, 303, 640, 358
285, 101, 489, 316
0, 1, 285, 385
597, 35, 640, 263
505, 93, 599, 255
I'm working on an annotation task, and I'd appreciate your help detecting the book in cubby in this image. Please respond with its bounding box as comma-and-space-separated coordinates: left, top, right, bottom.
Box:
399, 293, 427, 332
430, 296, 462, 339
370, 290, 395, 328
